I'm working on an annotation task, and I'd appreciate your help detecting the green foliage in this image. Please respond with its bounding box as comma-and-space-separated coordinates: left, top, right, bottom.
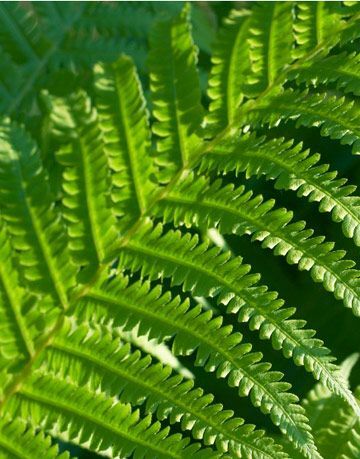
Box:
0, 2, 360, 458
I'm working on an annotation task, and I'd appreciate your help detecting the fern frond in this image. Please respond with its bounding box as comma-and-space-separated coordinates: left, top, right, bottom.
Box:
274, 355, 360, 458
293, 2, 342, 58
94, 56, 156, 228
115, 223, 321, 457
199, 134, 360, 246
0, 47, 24, 113
0, 225, 33, 382
315, 394, 360, 459
242, 89, 360, 155
1, 3, 360, 457
289, 51, 360, 96
149, 4, 204, 182
42, 317, 287, 458
0, 120, 76, 308
47, 91, 117, 275
206, 9, 251, 132
0, 416, 69, 459
301, 356, 360, 459
0, 2, 48, 63
7, 372, 215, 459
0, 3, 84, 116
130, 214, 358, 415
246, 2, 294, 96
156, 172, 360, 317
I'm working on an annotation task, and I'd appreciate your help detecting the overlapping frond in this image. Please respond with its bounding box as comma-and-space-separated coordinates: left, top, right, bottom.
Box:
245, 2, 294, 96
0, 2, 207, 117
155, 172, 360, 316
118, 220, 358, 414
0, 119, 76, 308
47, 91, 117, 275
94, 56, 156, 229
77, 272, 316, 457
300, 357, 360, 459
0, 2, 48, 63
149, 3, 204, 182
199, 134, 360, 246
206, 9, 251, 132
0, 416, 69, 459
42, 317, 287, 458
242, 89, 360, 155
0, 2, 81, 115
276, 356, 360, 458
7, 372, 215, 459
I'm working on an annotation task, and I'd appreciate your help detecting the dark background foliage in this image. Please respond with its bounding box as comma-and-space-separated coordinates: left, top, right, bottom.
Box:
2, 2, 359, 457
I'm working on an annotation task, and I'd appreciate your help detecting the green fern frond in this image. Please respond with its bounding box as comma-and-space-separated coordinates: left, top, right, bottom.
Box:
149, 3, 204, 182
46, 91, 117, 274
199, 133, 360, 246
246, 2, 294, 96
0, 119, 76, 307
242, 89, 360, 155
42, 317, 287, 458
77, 271, 316, 457
155, 172, 360, 316
7, 372, 216, 459
94, 56, 156, 227
207, 9, 251, 132
1, 3, 360, 458
0, 416, 69, 459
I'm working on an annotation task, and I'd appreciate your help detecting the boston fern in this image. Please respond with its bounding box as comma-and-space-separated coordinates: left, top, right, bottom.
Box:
0, 1, 360, 458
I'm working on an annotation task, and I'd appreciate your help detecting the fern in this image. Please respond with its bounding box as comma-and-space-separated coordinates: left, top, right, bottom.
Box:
0, 2, 212, 117
199, 134, 360, 245
1, 2, 360, 459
